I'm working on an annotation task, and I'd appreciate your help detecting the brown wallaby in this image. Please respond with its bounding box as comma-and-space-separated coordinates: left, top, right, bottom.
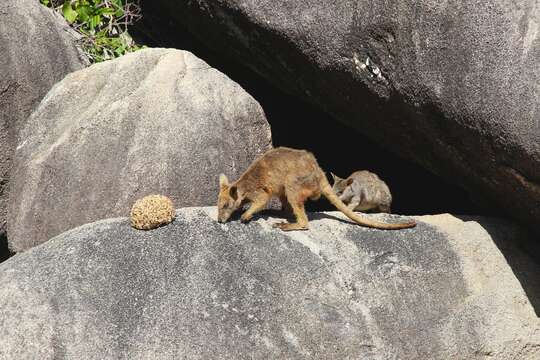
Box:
331, 171, 392, 213
217, 147, 415, 231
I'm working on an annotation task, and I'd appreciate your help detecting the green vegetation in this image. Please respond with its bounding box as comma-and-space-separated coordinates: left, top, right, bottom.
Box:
40, 0, 144, 62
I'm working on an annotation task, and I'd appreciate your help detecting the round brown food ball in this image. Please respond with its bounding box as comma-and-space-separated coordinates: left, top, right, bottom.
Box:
130, 195, 175, 230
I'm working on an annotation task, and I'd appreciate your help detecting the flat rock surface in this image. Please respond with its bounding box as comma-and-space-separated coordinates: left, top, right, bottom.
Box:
1, 207, 539, 359
8, 48, 272, 252
0, 0, 87, 236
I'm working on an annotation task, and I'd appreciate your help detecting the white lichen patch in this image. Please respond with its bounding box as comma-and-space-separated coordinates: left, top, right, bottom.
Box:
15, 139, 27, 151
522, 11, 539, 58
281, 327, 310, 357
353, 52, 386, 82
286, 230, 324, 259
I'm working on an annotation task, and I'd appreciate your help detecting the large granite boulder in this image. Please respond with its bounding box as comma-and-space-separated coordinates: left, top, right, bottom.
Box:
0, 0, 87, 237
139, 0, 540, 235
1, 208, 539, 358
8, 48, 272, 252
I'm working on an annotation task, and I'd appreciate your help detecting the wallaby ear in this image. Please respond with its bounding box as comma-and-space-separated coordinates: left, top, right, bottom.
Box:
229, 185, 238, 200
346, 178, 354, 186
331, 172, 343, 183
219, 174, 229, 188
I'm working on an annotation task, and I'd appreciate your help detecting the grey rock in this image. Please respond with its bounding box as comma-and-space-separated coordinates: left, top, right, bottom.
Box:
0, 208, 539, 359
142, 0, 540, 235
0, 0, 88, 237
7, 48, 272, 252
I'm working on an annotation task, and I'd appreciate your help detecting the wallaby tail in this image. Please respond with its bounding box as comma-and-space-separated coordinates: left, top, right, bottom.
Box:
320, 176, 416, 230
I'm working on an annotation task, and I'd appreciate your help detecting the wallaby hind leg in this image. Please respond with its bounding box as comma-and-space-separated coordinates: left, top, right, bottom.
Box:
273, 189, 310, 231
241, 192, 271, 223
347, 197, 361, 211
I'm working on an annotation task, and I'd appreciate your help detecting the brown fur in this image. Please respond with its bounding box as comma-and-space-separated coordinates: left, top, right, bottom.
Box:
217, 147, 416, 231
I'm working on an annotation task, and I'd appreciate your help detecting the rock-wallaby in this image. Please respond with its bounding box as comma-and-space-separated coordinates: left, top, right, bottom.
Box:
217, 147, 415, 231
331, 171, 392, 213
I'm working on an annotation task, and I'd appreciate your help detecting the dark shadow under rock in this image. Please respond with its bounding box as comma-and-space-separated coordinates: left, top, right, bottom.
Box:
133, 0, 540, 237
0, 231, 12, 263
131, 12, 497, 217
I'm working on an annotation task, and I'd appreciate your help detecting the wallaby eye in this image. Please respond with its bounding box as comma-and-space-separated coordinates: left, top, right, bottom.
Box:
222, 200, 233, 209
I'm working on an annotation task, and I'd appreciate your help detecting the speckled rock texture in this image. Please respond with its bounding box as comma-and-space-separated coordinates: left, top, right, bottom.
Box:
0, 0, 87, 238
1, 207, 539, 359
140, 0, 540, 235
7, 48, 272, 252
